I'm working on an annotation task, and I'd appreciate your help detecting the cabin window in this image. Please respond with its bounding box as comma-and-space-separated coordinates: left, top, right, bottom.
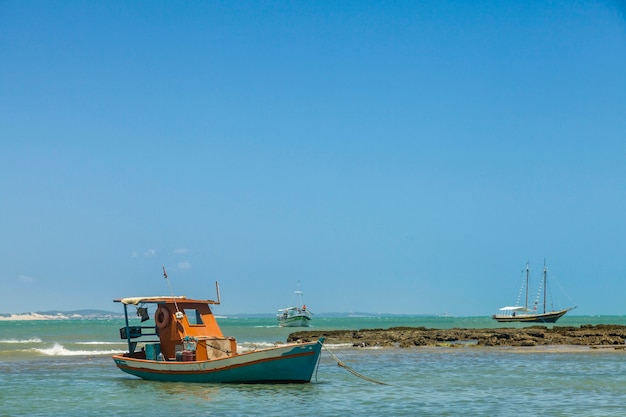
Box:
183, 309, 204, 325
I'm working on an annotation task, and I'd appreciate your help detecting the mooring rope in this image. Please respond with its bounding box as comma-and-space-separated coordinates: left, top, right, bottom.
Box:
320, 341, 389, 385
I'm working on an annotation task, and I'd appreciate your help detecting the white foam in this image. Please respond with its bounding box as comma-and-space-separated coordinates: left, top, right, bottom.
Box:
235, 341, 327, 353
33, 343, 124, 356
323, 343, 354, 349
0, 338, 43, 344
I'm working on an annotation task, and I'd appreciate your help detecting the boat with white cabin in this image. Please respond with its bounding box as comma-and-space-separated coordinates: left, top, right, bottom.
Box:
277, 284, 312, 327
492, 261, 576, 323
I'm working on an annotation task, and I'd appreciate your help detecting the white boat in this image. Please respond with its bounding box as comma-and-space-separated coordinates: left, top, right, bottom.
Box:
492, 261, 576, 323
277, 284, 312, 327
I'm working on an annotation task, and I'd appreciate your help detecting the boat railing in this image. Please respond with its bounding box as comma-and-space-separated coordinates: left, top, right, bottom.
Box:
119, 325, 161, 354
119, 325, 158, 340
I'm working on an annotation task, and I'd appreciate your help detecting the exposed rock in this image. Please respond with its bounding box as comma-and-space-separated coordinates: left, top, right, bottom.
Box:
287, 325, 626, 348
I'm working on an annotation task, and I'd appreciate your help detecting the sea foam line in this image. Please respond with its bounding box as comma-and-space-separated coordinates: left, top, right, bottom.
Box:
32, 343, 124, 356
0, 338, 43, 344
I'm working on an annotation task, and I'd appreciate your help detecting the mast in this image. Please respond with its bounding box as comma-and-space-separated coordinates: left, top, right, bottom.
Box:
543, 260, 547, 314
525, 263, 529, 310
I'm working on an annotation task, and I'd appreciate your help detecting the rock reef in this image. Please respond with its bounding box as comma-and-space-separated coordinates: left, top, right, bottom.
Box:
288, 325, 626, 348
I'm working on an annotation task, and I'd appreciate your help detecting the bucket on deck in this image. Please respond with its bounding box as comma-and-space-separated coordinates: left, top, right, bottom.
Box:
182, 350, 196, 361
146, 343, 161, 361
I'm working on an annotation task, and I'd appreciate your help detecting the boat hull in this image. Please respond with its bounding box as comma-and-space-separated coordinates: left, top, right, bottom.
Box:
112, 339, 323, 383
278, 315, 311, 327
492, 308, 571, 323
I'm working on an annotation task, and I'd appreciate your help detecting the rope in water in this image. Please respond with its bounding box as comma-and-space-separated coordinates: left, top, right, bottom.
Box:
320, 341, 389, 385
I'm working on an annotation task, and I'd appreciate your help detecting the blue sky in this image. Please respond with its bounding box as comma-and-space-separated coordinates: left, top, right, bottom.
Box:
1, 0, 625, 316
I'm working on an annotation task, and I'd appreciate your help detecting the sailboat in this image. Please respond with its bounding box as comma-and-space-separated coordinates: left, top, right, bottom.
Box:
277, 283, 312, 327
492, 261, 576, 323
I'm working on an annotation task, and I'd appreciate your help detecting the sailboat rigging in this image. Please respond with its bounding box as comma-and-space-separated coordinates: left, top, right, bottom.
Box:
492, 261, 576, 323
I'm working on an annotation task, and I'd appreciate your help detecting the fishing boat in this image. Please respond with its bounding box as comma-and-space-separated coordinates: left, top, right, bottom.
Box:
492, 261, 576, 323
112, 275, 323, 383
277, 284, 312, 327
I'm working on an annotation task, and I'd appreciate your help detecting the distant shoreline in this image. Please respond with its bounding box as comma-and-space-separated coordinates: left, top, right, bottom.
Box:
2, 312, 626, 322
288, 325, 626, 348
0, 313, 74, 321
0, 311, 123, 321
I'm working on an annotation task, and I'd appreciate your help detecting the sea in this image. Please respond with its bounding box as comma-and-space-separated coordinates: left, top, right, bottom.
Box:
2, 315, 626, 416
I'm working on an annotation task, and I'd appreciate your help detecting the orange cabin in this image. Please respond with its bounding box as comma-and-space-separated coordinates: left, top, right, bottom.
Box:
116, 296, 237, 362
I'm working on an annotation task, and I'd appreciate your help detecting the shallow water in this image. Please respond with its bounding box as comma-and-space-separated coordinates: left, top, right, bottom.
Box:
1, 316, 626, 416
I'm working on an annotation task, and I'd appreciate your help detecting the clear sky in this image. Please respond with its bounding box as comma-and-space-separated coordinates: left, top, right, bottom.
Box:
2, 1, 626, 316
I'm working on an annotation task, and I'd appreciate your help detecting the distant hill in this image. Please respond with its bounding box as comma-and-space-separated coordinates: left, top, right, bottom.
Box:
0, 309, 125, 320
38, 309, 123, 317
1, 310, 440, 320
217, 312, 440, 318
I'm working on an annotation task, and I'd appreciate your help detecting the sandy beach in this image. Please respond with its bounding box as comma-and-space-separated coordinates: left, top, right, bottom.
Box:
0, 313, 69, 321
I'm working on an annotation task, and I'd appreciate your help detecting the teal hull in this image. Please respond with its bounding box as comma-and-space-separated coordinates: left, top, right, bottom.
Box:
113, 339, 323, 384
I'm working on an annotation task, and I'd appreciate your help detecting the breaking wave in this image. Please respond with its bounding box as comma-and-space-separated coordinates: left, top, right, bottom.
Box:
32, 343, 124, 356
0, 338, 43, 344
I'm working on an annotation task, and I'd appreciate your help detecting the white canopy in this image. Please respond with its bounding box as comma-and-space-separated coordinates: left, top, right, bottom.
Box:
119, 296, 187, 305
499, 306, 530, 311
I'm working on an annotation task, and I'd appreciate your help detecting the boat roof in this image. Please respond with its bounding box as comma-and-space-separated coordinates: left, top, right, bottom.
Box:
277, 306, 302, 312
499, 306, 530, 311
114, 296, 219, 305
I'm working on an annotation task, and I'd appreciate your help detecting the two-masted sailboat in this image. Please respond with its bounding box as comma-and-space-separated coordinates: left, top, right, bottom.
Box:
492, 261, 576, 323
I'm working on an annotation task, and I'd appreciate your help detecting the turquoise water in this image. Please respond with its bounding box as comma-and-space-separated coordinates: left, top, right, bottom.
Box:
2, 316, 626, 416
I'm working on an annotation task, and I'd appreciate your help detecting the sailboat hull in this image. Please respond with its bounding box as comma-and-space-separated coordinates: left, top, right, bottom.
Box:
492, 308, 572, 323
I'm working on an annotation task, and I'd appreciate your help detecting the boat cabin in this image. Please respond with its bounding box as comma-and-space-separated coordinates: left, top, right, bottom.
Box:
115, 296, 237, 362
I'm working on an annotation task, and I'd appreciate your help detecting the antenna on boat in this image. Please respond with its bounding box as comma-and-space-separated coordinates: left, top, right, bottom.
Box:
163, 265, 174, 295
215, 281, 221, 304
163, 265, 183, 319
